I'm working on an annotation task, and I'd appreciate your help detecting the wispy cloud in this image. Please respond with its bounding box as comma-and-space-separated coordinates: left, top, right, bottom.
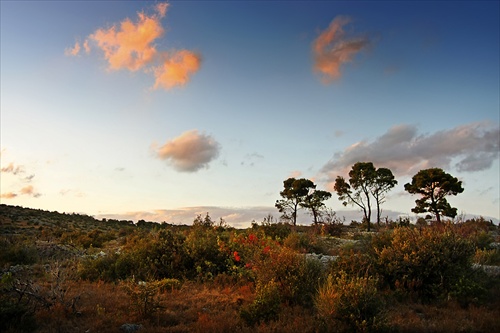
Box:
1, 161, 41, 199
66, 2, 200, 90
321, 122, 500, 184
241, 152, 264, 167
1, 192, 17, 199
59, 189, 86, 198
153, 130, 220, 172
312, 16, 369, 83
19, 185, 41, 198
64, 41, 81, 56
1, 162, 25, 175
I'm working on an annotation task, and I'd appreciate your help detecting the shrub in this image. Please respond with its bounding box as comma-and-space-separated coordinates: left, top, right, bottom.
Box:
0, 272, 37, 332
253, 247, 324, 306
185, 227, 228, 280
0, 238, 39, 267
123, 279, 165, 319
329, 248, 377, 280
239, 279, 281, 326
373, 226, 476, 301
283, 231, 327, 254
315, 272, 386, 332
474, 248, 500, 265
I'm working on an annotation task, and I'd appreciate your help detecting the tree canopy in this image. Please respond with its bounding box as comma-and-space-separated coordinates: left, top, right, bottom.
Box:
301, 189, 332, 225
370, 167, 398, 225
334, 162, 397, 230
275, 178, 316, 225
404, 168, 464, 223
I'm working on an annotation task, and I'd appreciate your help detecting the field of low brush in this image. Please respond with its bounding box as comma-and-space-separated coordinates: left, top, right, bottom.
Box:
1, 204, 499, 332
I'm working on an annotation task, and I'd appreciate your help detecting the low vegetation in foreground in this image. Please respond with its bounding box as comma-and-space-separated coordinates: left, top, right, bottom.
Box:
1, 204, 500, 332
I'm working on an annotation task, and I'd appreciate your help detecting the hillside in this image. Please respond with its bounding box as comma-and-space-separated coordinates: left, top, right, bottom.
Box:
1, 204, 499, 332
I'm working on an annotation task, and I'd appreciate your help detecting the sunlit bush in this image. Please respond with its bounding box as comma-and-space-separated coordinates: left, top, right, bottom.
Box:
373, 226, 476, 301
253, 246, 324, 306
315, 272, 386, 332
239, 279, 281, 326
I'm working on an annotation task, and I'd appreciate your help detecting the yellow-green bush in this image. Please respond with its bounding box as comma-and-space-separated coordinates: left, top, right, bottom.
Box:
239, 279, 281, 326
373, 226, 476, 301
315, 272, 386, 332
253, 247, 324, 306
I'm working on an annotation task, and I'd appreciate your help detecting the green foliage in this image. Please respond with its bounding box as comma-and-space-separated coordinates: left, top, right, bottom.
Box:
251, 217, 291, 240
79, 229, 190, 281
253, 246, 324, 306
123, 278, 180, 318
185, 226, 228, 280
283, 231, 327, 254
373, 226, 476, 301
371, 167, 397, 225
329, 249, 377, 279
405, 168, 464, 222
315, 272, 386, 332
0, 238, 39, 267
334, 162, 397, 229
474, 248, 500, 265
301, 189, 332, 225
0, 272, 37, 332
239, 279, 281, 326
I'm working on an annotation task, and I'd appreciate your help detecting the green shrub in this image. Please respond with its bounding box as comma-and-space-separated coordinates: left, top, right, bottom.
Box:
315, 272, 386, 332
0, 238, 39, 267
253, 247, 324, 306
474, 248, 500, 265
0, 272, 37, 332
329, 248, 377, 280
123, 278, 178, 319
283, 231, 326, 254
240, 279, 281, 326
185, 227, 228, 280
373, 226, 476, 301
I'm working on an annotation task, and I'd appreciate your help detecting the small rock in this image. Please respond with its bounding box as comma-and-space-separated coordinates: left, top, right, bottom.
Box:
120, 323, 143, 332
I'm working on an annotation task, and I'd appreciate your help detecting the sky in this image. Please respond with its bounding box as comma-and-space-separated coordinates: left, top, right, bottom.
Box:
1, 1, 499, 227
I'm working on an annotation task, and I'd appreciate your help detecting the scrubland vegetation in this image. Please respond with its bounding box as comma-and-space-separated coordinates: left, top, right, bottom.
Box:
1, 203, 500, 332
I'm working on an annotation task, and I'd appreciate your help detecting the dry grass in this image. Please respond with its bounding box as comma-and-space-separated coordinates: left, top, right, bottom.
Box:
387, 301, 500, 333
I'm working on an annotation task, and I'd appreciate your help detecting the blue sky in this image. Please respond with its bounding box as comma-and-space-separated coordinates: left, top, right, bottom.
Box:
1, 1, 499, 226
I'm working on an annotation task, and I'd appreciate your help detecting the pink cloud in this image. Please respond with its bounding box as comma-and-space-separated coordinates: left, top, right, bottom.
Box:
19, 185, 41, 198
154, 130, 220, 172
66, 2, 201, 90
312, 16, 369, 83
1, 192, 17, 199
153, 50, 202, 89
90, 12, 164, 71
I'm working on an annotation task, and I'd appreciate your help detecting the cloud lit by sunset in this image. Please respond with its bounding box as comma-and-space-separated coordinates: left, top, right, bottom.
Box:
153, 50, 202, 89
312, 16, 369, 83
65, 1, 201, 89
90, 12, 164, 71
154, 130, 220, 172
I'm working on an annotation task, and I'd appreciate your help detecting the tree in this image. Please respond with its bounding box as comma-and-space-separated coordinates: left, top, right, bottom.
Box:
301, 189, 332, 225
334, 162, 376, 231
275, 178, 315, 225
404, 168, 464, 223
370, 167, 398, 226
